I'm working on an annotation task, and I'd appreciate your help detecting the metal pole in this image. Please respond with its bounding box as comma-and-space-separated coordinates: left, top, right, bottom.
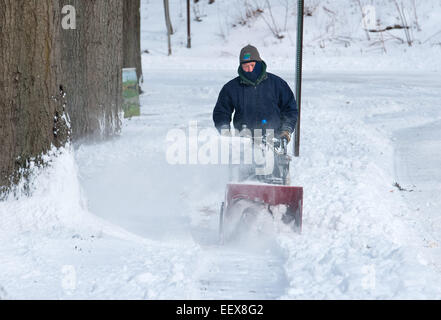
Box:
164, 0, 172, 55
187, 0, 191, 48
294, 0, 304, 157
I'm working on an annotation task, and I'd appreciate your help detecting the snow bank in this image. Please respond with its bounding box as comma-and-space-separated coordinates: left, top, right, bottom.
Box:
0, 143, 199, 299
273, 72, 441, 299
0, 145, 159, 245
0, 146, 94, 237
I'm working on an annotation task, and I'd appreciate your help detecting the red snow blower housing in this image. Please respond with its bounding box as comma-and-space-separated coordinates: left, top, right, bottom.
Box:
219, 134, 303, 243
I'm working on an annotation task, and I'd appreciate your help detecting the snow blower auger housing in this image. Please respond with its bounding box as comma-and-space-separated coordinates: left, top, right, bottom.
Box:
219, 136, 303, 244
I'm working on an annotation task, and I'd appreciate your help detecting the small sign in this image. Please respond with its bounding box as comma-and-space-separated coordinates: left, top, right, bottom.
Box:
122, 68, 140, 118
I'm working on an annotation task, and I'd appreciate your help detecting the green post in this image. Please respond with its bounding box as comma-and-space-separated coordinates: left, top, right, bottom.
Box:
294, 0, 304, 157
122, 68, 141, 118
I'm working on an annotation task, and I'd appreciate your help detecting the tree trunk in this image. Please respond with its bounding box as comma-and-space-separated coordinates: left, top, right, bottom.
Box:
58, 0, 123, 141
0, 0, 69, 191
1, 0, 127, 191
123, 0, 143, 84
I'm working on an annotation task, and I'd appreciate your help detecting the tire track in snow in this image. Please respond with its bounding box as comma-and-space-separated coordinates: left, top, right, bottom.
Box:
189, 208, 289, 299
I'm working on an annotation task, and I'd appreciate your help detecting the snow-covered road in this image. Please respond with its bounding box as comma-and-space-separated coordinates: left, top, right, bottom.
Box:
74, 69, 441, 299
1, 69, 441, 299
75, 69, 292, 299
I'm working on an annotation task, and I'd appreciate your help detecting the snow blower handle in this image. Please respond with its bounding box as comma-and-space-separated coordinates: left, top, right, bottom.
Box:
260, 119, 268, 146
281, 137, 288, 155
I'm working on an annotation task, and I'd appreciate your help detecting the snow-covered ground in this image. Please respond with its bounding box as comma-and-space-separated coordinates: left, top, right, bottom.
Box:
141, 0, 441, 72
1, 0, 441, 299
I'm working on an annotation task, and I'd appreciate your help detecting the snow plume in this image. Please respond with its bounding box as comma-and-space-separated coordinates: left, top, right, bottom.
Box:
0, 145, 94, 237
0, 145, 148, 244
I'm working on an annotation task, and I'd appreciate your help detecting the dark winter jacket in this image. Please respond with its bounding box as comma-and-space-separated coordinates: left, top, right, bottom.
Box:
213, 61, 298, 135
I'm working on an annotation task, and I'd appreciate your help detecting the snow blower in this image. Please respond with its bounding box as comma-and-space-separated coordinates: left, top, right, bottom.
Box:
218, 135, 303, 243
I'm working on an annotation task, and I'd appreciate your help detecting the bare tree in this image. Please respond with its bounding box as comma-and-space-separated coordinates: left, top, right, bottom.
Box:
412, 0, 421, 32
392, 0, 413, 46
256, 0, 284, 39
356, 0, 371, 41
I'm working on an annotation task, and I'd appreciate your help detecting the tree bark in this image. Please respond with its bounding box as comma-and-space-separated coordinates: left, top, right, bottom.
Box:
57, 0, 123, 141
123, 0, 143, 84
0, 0, 69, 191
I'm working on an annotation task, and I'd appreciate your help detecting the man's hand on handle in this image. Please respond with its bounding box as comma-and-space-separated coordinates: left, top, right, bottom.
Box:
219, 124, 231, 137
280, 130, 292, 144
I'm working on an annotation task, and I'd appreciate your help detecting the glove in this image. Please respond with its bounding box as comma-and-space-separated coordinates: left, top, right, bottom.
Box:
280, 130, 292, 143
218, 124, 231, 137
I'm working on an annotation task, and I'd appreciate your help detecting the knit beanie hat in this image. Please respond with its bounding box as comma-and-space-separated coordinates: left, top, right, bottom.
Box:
240, 45, 262, 64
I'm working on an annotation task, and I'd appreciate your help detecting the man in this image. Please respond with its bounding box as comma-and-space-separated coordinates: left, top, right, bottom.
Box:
213, 44, 298, 143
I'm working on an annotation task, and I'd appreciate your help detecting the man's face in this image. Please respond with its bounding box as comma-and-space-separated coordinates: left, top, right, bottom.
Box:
242, 62, 256, 73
